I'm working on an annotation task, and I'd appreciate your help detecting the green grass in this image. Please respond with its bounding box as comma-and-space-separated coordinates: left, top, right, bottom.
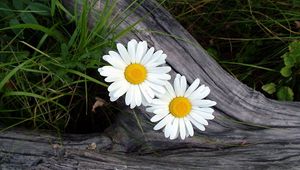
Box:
0, 0, 138, 133
159, 0, 300, 101
1, 0, 299, 134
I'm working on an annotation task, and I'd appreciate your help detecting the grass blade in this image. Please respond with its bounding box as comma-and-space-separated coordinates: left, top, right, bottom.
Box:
0, 24, 66, 42
0, 59, 32, 90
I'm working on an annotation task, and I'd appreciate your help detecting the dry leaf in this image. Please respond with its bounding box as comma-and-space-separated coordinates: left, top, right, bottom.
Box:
87, 142, 97, 150
295, 21, 300, 29
52, 144, 62, 149
92, 97, 106, 112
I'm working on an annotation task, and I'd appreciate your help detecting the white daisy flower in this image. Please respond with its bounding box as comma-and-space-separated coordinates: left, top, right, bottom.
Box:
98, 39, 171, 108
147, 74, 216, 140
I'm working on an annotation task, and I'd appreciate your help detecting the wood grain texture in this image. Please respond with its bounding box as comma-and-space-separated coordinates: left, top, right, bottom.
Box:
1, 0, 300, 169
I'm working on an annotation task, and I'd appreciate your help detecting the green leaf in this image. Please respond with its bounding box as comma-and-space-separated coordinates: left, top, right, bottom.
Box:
0, 59, 32, 91
0, 24, 66, 42
13, 0, 24, 10
262, 83, 276, 94
3, 91, 67, 111
207, 47, 219, 60
61, 43, 68, 58
280, 66, 292, 77
9, 18, 22, 35
0, 2, 13, 16
280, 41, 300, 77
51, 0, 56, 16
293, 0, 300, 6
276, 86, 294, 101
236, 43, 258, 63
283, 53, 295, 67
283, 41, 300, 67
15, 51, 30, 60
28, 2, 50, 16
66, 69, 108, 88
20, 13, 38, 24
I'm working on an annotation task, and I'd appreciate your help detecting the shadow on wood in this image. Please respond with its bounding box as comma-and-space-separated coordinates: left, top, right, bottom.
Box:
1, 0, 300, 169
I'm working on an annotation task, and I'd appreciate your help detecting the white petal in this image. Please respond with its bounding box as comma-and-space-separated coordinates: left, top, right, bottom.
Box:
153, 114, 174, 130
110, 49, 129, 65
147, 66, 171, 74
146, 53, 167, 67
145, 50, 163, 65
103, 55, 126, 69
99, 66, 123, 77
194, 107, 214, 113
117, 43, 131, 64
98, 68, 103, 73
174, 74, 181, 96
147, 74, 169, 86
190, 111, 208, 125
134, 85, 142, 107
148, 73, 171, 80
192, 108, 215, 120
107, 80, 126, 92
191, 99, 217, 107
155, 53, 167, 63
157, 53, 167, 62
152, 108, 169, 115
150, 112, 169, 122
174, 130, 180, 140
187, 115, 205, 131
141, 94, 149, 106
139, 84, 153, 104
179, 118, 186, 140
188, 84, 205, 99
184, 120, 190, 138
141, 47, 155, 65
165, 82, 176, 98
147, 76, 166, 85
184, 78, 200, 97
146, 80, 166, 95
127, 39, 138, 63
135, 41, 147, 63
151, 99, 168, 105
146, 106, 167, 113
129, 86, 137, 109
156, 91, 173, 103
186, 130, 189, 138
201, 113, 215, 120
170, 118, 179, 140
104, 76, 123, 82
146, 61, 166, 68
164, 120, 173, 138
112, 81, 130, 99
178, 75, 187, 96
130, 90, 136, 109
125, 85, 133, 105
107, 51, 121, 59
141, 82, 155, 98
190, 86, 211, 100
184, 118, 194, 137
109, 94, 118, 102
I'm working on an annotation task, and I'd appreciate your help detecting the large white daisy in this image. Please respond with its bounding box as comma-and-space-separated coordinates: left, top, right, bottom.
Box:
146, 74, 216, 140
98, 39, 171, 108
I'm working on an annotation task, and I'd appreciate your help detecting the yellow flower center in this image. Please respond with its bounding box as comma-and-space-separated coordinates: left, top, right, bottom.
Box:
169, 97, 192, 118
124, 63, 147, 84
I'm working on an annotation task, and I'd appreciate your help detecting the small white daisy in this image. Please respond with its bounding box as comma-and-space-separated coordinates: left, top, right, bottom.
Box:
147, 74, 216, 140
98, 39, 171, 108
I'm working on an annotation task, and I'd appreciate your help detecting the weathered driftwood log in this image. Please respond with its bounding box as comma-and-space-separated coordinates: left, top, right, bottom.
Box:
1, 0, 300, 169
